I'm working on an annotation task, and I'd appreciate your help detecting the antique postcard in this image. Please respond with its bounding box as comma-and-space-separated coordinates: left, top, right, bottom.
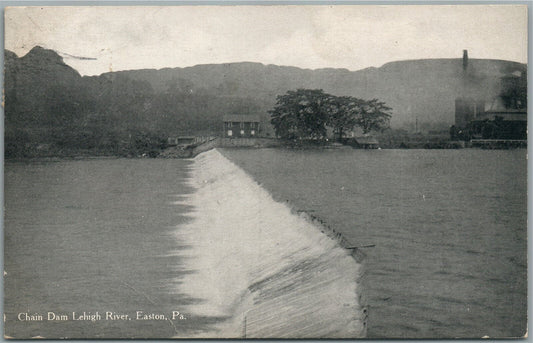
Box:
3, 5, 528, 339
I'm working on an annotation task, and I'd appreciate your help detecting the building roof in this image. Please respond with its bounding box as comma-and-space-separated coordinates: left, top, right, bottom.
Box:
484, 109, 527, 114
355, 136, 379, 145
475, 111, 527, 122
223, 114, 261, 123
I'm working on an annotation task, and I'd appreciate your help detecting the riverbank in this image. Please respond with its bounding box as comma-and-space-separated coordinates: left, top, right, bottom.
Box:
6, 136, 526, 162
175, 149, 366, 338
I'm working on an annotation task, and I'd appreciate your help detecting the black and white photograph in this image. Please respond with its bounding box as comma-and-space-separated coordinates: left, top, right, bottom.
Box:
3, 4, 528, 339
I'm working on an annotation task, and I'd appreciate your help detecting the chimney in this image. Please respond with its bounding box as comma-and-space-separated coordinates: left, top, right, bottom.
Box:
462, 50, 468, 72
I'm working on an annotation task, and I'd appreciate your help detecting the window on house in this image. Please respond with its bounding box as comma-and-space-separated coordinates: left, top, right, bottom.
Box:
227, 122, 232, 128
250, 122, 255, 129
240, 122, 244, 129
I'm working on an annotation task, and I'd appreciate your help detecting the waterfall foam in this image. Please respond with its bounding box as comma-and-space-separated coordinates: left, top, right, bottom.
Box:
173, 149, 366, 338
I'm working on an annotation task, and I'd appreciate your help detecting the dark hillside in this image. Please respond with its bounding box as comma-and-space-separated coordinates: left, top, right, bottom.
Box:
108, 58, 525, 129
4, 46, 526, 157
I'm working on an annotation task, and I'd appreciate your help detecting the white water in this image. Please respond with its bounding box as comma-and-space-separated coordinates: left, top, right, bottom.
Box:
172, 149, 366, 338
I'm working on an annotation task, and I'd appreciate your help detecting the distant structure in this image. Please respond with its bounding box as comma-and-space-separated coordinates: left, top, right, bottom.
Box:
167, 136, 196, 146
462, 49, 469, 71
455, 49, 478, 129
452, 50, 527, 141
455, 98, 485, 128
468, 108, 527, 140
167, 136, 214, 146
341, 133, 380, 149
222, 115, 261, 138
354, 136, 380, 149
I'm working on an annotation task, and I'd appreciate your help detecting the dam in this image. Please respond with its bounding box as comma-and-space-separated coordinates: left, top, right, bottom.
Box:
174, 149, 366, 338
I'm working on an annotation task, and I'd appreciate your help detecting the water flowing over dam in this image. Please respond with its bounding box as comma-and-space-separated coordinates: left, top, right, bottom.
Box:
173, 149, 366, 338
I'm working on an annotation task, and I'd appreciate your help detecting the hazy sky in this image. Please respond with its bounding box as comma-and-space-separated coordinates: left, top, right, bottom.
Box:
5, 5, 528, 76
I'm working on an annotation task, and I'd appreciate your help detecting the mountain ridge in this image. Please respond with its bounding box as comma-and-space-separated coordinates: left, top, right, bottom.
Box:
5, 46, 527, 132
11, 46, 526, 75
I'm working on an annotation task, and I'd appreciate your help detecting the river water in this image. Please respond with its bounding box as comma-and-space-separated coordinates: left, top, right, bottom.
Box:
4, 148, 527, 338
220, 148, 527, 338
4, 159, 222, 338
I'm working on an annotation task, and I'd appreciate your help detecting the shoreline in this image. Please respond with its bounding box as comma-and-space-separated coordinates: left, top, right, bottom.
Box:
4, 155, 122, 163
5, 142, 527, 162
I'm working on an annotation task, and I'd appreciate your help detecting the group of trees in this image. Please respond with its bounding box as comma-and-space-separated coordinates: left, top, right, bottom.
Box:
499, 65, 527, 110
5, 63, 266, 158
269, 89, 392, 140
6, 47, 393, 157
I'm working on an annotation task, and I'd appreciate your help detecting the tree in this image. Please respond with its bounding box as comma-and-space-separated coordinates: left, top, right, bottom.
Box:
269, 89, 332, 139
356, 99, 392, 134
270, 89, 392, 140
500, 73, 527, 110
327, 96, 363, 140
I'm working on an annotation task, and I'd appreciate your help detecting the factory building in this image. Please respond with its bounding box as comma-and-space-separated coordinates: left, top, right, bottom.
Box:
452, 50, 527, 141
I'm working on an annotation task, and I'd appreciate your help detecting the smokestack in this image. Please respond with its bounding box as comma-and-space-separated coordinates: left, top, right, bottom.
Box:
463, 50, 468, 72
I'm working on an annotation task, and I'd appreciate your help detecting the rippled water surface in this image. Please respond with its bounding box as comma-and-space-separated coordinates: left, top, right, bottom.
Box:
5, 149, 527, 339
4, 158, 223, 338
220, 148, 527, 338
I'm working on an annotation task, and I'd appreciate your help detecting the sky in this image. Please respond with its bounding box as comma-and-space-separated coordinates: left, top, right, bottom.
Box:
5, 5, 528, 76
